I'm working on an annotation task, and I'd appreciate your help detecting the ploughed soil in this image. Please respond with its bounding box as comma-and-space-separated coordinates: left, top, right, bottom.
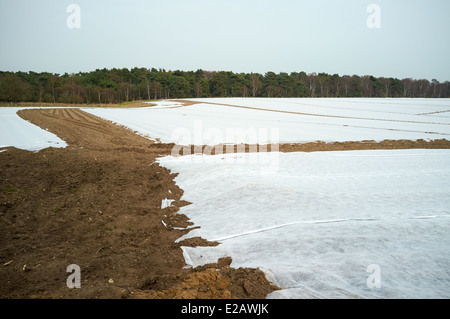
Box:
0, 108, 279, 299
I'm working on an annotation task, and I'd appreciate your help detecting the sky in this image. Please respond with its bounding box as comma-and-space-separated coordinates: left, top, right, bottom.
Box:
0, 0, 449, 81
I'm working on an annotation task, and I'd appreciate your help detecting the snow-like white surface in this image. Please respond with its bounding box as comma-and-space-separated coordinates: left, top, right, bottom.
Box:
157, 150, 450, 299
189, 98, 450, 122
85, 98, 450, 145
0, 108, 67, 151
143, 100, 185, 108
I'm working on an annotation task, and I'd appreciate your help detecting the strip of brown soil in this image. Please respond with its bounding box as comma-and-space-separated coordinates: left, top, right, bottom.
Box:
0, 108, 278, 299
173, 138, 450, 156
277, 139, 450, 152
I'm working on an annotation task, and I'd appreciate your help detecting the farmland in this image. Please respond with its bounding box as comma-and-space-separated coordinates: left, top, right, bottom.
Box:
1, 98, 450, 298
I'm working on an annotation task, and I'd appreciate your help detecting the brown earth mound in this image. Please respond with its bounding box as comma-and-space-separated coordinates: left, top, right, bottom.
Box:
0, 108, 278, 299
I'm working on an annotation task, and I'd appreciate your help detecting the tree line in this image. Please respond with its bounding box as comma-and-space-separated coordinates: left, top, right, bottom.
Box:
0, 68, 449, 104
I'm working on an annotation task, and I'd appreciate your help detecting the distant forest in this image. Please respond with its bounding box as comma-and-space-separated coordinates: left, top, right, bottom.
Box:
0, 68, 449, 104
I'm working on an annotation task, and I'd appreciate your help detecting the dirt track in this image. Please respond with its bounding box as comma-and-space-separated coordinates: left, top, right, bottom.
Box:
0, 108, 278, 299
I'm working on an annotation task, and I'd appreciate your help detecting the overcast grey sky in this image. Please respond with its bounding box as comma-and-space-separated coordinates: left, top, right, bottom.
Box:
0, 0, 449, 81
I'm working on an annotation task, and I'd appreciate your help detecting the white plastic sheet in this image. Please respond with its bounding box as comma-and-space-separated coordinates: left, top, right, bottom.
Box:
85, 98, 450, 145
0, 108, 67, 151
158, 150, 450, 298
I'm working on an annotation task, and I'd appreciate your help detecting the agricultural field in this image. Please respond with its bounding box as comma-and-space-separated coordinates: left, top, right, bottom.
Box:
1, 98, 450, 299
86, 98, 450, 145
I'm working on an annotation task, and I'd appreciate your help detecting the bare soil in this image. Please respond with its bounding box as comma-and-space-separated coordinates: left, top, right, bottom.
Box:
0, 108, 278, 299
177, 138, 450, 156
